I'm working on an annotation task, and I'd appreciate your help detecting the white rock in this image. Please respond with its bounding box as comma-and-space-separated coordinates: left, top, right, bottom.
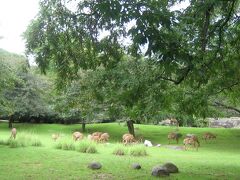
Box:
144, 140, 153, 147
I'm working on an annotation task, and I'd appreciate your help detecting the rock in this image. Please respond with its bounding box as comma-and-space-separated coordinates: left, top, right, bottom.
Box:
208, 117, 240, 128
151, 166, 170, 177
132, 163, 141, 170
144, 140, 153, 147
88, 162, 102, 170
159, 119, 172, 126
156, 144, 161, 147
162, 162, 179, 173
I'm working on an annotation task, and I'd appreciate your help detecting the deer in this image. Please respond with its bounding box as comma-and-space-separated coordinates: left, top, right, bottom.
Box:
90, 132, 103, 142
202, 132, 216, 142
72, 132, 84, 141
99, 133, 110, 143
183, 135, 200, 151
122, 133, 135, 145
168, 132, 182, 144
10, 128, 17, 139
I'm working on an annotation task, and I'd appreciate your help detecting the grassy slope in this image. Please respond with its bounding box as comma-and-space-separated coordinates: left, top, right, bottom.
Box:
0, 122, 239, 180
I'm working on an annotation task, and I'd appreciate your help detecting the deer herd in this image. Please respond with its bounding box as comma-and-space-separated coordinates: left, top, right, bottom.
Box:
9, 126, 216, 151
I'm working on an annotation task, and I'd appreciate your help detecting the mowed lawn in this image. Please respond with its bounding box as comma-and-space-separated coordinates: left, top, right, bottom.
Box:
0, 122, 239, 180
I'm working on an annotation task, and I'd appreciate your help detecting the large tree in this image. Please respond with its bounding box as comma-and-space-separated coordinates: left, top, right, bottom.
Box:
24, 0, 240, 134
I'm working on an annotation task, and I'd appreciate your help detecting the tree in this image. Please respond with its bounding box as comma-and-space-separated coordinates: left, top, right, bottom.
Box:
0, 49, 54, 128
24, 0, 240, 133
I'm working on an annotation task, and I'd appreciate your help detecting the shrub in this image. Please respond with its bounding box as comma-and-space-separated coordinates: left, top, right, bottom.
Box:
31, 139, 42, 147
129, 145, 147, 156
55, 141, 75, 151
113, 145, 127, 156
76, 140, 97, 154
0, 132, 43, 148
7, 139, 26, 148
86, 146, 97, 154
62, 142, 75, 151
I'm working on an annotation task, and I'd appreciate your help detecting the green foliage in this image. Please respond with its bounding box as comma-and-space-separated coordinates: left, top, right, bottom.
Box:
55, 141, 76, 151
0, 132, 42, 148
76, 140, 97, 154
129, 145, 148, 157
113, 144, 127, 156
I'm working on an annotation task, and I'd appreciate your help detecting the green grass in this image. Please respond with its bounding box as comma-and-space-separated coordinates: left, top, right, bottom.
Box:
0, 122, 239, 179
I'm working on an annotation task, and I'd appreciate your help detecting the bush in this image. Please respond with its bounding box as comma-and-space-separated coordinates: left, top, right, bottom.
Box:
129, 145, 147, 156
0, 132, 43, 148
54, 141, 75, 151
76, 140, 97, 154
113, 145, 127, 156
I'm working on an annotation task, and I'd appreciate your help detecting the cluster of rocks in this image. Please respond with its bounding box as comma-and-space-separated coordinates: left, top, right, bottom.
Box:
88, 161, 179, 177
208, 117, 240, 128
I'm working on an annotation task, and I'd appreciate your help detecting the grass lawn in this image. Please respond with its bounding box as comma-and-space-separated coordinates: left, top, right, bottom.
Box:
0, 122, 239, 180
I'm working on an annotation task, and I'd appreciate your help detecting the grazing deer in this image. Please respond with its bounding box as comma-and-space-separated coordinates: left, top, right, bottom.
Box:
92, 132, 103, 137
122, 133, 135, 145
10, 128, 17, 139
183, 135, 200, 151
202, 132, 216, 142
72, 132, 84, 141
168, 132, 182, 144
52, 133, 60, 141
99, 133, 110, 143
90, 132, 103, 142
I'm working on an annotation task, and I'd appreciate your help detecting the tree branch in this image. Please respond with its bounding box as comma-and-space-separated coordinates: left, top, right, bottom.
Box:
212, 101, 240, 114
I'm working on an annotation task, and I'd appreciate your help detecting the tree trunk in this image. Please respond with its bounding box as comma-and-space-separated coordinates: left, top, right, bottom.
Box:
127, 120, 135, 137
82, 122, 86, 132
8, 116, 13, 128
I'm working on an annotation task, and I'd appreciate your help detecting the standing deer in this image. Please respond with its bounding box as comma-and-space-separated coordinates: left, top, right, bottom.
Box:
10, 128, 17, 139
202, 132, 216, 142
168, 132, 182, 144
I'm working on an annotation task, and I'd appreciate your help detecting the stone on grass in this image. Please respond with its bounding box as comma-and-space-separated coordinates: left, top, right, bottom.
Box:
88, 162, 102, 170
162, 162, 179, 173
132, 163, 141, 170
144, 140, 153, 147
151, 166, 170, 177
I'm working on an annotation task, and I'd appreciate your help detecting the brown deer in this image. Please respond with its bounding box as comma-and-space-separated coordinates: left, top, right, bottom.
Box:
202, 132, 216, 142
168, 132, 182, 144
52, 133, 60, 141
90, 132, 103, 142
99, 133, 110, 143
10, 128, 17, 139
72, 132, 84, 141
92, 132, 103, 137
122, 133, 135, 145
183, 135, 200, 151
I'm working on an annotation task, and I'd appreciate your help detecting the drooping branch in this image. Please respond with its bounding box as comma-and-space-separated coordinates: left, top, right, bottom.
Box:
211, 101, 240, 114
158, 65, 192, 85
